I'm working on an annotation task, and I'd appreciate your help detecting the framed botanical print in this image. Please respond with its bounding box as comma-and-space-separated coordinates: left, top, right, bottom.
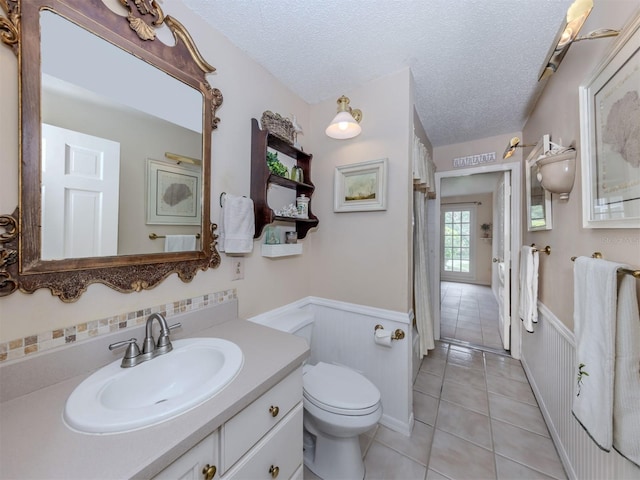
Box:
146, 159, 201, 225
579, 14, 640, 228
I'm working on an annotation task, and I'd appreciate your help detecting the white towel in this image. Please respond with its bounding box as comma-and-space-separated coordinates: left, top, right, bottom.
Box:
218, 194, 254, 254
164, 235, 197, 252
612, 266, 640, 467
571, 257, 633, 455
518, 245, 539, 332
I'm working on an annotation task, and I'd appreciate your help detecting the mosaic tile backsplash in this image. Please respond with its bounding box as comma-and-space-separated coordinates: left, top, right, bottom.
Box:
0, 289, 237, 363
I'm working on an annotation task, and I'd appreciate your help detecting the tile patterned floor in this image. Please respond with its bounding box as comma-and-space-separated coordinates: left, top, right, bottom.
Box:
440, 281, 504, 351
305, 281, 567, 479
306, 341, 567, 480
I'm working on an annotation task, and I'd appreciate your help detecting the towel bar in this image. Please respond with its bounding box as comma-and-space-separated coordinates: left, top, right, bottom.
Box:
149, 233, 201, 240
531, 244, 551, 255
571, 252, 640, 278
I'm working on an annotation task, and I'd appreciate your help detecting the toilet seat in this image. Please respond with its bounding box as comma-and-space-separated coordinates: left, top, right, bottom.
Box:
303, 362, 380, 416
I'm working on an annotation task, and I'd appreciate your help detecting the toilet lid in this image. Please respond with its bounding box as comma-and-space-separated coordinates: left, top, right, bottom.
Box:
303, 362, 381, 415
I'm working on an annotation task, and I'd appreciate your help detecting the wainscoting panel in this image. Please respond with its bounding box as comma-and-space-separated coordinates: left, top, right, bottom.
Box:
249, 297, 414, 435
521, 303, 639, 480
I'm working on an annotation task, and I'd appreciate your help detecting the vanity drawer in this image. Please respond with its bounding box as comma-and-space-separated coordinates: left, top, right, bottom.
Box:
223, 403, 303, 480
222, 367, 302, 471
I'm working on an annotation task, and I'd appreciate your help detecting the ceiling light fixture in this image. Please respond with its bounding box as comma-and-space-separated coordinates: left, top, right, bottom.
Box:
538, 0, 619, 81
503, 137, 535, 159
325, 95, 362, 140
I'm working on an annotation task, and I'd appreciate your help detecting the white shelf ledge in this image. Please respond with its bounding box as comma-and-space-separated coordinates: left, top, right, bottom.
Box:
261, 243, 302, 258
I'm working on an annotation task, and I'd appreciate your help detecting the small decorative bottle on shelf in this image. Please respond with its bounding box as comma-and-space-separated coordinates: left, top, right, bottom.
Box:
296, 194, 309, 219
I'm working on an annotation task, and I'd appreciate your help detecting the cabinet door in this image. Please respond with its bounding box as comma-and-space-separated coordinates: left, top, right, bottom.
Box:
154, 431, 219, 480
222, 368, 302, 471
222, 404, 303, 480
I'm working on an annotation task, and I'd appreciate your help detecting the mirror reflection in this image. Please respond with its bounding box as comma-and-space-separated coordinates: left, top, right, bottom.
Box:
525, 135, 553, 231
528, 168, 548, 228
40, 11, 204, 259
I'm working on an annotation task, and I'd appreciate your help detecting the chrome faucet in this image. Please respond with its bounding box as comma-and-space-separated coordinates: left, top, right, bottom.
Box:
108, 313, 181, 368
143, 312, 174, 355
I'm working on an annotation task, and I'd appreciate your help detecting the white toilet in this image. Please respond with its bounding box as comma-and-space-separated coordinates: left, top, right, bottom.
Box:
254, 311, 382, 480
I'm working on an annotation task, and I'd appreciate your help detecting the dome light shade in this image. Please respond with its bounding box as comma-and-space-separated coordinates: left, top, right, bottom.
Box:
325, 96, 362, 140
326, 111, 361, 139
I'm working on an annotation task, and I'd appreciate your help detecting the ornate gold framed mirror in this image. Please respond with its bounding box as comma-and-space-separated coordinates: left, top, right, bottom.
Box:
0, 0, 222, 302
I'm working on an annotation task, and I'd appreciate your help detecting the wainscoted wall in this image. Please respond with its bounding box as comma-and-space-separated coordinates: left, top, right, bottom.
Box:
249, 297, 415, 436
521, 303, 640, 480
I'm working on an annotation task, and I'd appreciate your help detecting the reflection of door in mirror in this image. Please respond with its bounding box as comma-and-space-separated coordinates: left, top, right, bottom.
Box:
40, 10, 204, 258
41, 124, 120, 260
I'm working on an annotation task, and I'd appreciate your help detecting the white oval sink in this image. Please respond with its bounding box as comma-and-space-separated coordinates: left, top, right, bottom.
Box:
64, 337, 243, 434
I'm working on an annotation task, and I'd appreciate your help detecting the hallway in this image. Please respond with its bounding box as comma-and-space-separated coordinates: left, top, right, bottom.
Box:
440, 281, 504, 351
306, 341, 567, 479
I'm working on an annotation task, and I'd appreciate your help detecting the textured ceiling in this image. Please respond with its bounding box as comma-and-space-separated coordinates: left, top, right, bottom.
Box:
181, 0, 574, 147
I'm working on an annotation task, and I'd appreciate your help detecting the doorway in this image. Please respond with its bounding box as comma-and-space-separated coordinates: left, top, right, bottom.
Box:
433, 162, 522, 359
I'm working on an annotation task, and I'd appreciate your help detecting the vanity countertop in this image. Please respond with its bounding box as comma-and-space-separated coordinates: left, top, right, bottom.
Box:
0, 319, 309, 479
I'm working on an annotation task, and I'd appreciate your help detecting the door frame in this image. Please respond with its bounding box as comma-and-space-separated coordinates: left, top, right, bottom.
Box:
433, 161, 522, 359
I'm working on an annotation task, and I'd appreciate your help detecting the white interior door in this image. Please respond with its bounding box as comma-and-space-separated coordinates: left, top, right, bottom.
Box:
494, 171, 511, 350
41, 123, 120, 259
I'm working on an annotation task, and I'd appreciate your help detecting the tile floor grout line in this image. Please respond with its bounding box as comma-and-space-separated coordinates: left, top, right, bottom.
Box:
483, 350, 500, 480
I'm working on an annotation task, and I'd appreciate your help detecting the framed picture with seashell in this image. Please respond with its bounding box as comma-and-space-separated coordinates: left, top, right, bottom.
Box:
146, 159, 201, 225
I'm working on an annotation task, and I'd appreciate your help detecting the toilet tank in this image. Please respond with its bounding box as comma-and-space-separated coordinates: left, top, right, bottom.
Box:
252, 311, 314, 346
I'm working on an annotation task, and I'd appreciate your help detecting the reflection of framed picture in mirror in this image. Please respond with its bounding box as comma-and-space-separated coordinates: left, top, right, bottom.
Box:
525, 134, 552, 231
147, 159, 201, 225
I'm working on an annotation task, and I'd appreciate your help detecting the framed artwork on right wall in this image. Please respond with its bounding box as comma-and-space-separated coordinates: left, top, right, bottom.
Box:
579, 13, 640, 228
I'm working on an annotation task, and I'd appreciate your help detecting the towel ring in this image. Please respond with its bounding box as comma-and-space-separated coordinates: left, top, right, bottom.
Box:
219, 192, 248, 207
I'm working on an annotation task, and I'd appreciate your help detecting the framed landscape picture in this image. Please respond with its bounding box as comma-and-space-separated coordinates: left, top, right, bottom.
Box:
334, 158, 388, 212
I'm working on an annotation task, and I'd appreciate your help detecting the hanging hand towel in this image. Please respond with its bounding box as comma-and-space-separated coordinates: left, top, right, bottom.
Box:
518, 245, 539, 332
219, 194, 254, 254
571, 257, 619, 452
612, 265, 640, 467
164, 235, 197, 252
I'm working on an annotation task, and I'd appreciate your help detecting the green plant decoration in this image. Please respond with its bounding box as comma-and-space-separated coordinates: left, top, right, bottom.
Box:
266, 151, 288, 177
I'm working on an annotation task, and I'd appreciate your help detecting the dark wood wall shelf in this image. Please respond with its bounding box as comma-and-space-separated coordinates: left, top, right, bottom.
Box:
250, 118, 319, 240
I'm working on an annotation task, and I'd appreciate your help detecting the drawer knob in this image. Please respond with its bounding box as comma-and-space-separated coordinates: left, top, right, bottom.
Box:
202, 464, 217, 480
269, 405, 279, 417
269, 465, 280, 478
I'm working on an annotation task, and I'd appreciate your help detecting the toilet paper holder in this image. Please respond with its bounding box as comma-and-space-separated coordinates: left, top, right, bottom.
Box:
374, 324, 405, 340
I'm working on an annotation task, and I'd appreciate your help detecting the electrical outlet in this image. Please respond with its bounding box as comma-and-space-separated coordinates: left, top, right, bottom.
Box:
231, 258, 244, 281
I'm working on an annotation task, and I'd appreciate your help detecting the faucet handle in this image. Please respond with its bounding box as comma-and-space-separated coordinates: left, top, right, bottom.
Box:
156, 322, 182, 354
108, 338, 141, 368
109, 338, 139, 353
168, 322, 182, 331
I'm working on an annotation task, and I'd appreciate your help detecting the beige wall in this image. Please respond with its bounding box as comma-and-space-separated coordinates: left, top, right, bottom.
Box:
433, 132, 524, 172
307, 69, 414, 313
0, 2, 415, 342
523, 3, 640, 330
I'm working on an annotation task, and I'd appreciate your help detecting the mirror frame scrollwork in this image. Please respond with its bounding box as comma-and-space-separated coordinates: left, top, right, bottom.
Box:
0, 0, 222, 302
